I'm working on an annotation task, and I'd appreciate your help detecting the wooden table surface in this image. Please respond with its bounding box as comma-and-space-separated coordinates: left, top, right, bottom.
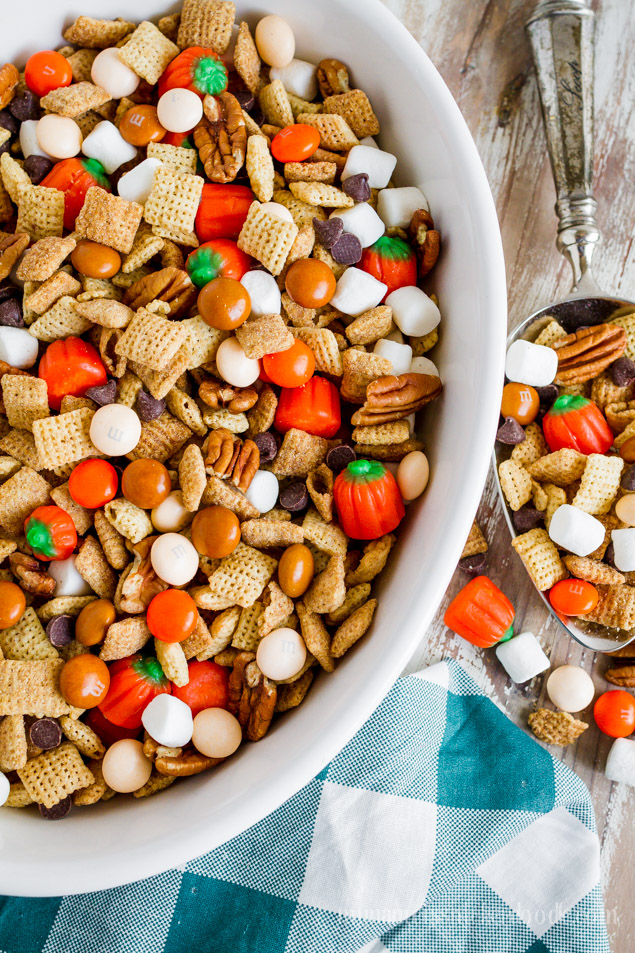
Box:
383, 1, 635, 950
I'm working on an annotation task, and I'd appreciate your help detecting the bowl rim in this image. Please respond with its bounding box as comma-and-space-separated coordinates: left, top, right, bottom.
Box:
0, 0, 508, 895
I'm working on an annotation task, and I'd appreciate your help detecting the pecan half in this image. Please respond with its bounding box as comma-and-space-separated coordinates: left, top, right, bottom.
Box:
123, 266, 196, 317
199, 380, 258, 413
8, 553, 55, 596
194, 92, 246, 183
317, 58, 350, 97
0, 233, 29, 283
231, 439, 259, 492
351, 372, 443, 426
408, 209, 441, 277
0, 63, 19, 110
155, 750, 222, 776
604, 665, 635, 688
0, 359, 31, 379
117, 537, 167, 614
228, 651, 277, 741
552, 324, 627, 385
205, 427, 240, 476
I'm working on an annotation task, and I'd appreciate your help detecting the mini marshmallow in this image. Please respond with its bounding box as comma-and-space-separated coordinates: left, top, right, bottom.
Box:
341, 145, 397, 189
0, 770, 9, 807
374, 338, 412, 376
329, 203, 384, 248
605, 737, 635, 787
410, 356, 440, 377
20, 120, 52, 159
141, 694, 193, 748
505, 339, 558, 387
270, 59, 318, 100
495, 631, 550, 684
386, 286, 440, 337
386, 327, 405, 344
611, 528, 635, 571
330, 267, 387, 316
377, 186, 428, 229
82, 120, 137, 174
548, 504, 605, 557
117, 157, 162, 204
359, 136, 378, 149
245, 469, 279, 513
49, 556, 93, 597
240, 270, 281, 317
0, 327, 39, 368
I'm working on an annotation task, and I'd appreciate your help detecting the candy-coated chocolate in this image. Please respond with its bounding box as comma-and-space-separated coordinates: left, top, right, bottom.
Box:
594, 690, 635, 738
0, 327, 39, 369
191, 505, 241, 559
549, 578, 599, 616
157, 88, 203, 133
150, 533, 199, 586
215, 336, 260, 387
397, 450, 429, 501
24, 50, 72, 97
256, 627, 306, 680
615, 493, 635, 526
0, 581, 25, 630
102, 739, 152, 793
59, 654, 110, 709
71, 240, 121, 279
119, 104, 166, 146
546, 665, 594, 713
122, 458, 172, 510
36, 114, 82, 159
151, 490, 194, 533
38, 337, 107, 411
278, 543, 314, 598
91, 47, 139, 99
75, 599, 116, 647
192, 707, 241, 758
0, 771, 8, 807
147, 589, 197, 643
69, 459, 118, 509
245, 469, 279, 514
89, 404, 141, 456
197, 276, 251, 331
619, 436, 635, 463
271, 124, 320, 163
142, 694, 193, 748
500, 382, 540, 425
254, 15, 295, 68
263, 339, 315, 389
49, 555, 92, 597
285, 258, 336, 309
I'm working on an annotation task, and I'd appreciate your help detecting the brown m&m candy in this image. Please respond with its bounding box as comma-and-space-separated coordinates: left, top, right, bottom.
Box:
76, 599, 116, 647
122, 458, 171, 510
197, 277, 251, 331
71, 240, 121, 279
278, 544, 314, 598
59, 655, 110, 709
119, 104, 166, 146
191, 505, 241, 559
285, 258, 336, 309
0, 581, 25, 630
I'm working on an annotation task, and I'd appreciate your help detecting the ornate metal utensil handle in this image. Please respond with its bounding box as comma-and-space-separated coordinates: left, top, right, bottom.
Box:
526, 0, 600, 292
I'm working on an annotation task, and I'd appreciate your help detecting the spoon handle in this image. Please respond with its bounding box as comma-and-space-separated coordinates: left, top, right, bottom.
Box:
526, 0, 601, 293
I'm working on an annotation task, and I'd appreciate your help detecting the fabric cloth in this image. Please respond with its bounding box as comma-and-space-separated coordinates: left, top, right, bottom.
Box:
0, 659, 609, 953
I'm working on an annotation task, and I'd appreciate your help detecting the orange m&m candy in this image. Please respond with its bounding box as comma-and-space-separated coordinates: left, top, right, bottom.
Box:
59, 655, 110, 709
147, 589, 198, 643
500, 382, 540, 425
263, 339, 315, 388
271, 124, 320, 162
24, 50, 73, 97
549, 578, 599, 616
69, 459, 118, 509
119, 105, 166, 147
285, 258, 336, 309
0, 581, 26, 630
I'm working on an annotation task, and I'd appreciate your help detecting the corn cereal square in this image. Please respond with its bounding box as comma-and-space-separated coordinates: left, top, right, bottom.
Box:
33, 409, 97, 470
119, 21, 179, 85
144, 166, 204, 235
238, 202, 298, 276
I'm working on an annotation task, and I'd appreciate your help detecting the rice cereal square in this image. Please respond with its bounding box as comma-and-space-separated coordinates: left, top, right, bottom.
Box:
143, 166, 205, 236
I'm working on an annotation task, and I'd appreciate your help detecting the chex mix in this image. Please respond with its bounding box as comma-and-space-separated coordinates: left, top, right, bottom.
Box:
0, 2, 443, 816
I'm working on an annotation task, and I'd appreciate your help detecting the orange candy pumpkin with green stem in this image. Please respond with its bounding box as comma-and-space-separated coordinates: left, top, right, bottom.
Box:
444, 576, 515, 647
158, 46, 228, 98
195, 183, 254, 241
99, 655, 171, 730
542, 394, 613, 455
24, 505, 77, 561
186, 239, 252, 288
40, 157, 110, 231
360, 236, 417, 300
333, 460, 405, 540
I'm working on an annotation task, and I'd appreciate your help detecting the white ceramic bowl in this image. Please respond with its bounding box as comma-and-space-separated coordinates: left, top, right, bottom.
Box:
0, 0, 506, 895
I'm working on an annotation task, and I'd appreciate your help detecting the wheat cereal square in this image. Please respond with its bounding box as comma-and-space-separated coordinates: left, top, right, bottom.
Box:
233, 20, 260, 92
246, 135, 274, 202
178, 0, 236, 51
572, 453, 624, 515
16, 236, 76, 282
563, 555, 625, 587
304, 554, 346, 614
331, 598, 377, 658
40, 82, 110, 118
235, 312, 294, 359
511, 422, 549, 467
341, 349, 392, 404
0, 714, 27, 772
205, 542, 278, 609
17, 742, 94, 808
296, 113, 359, 151
125, 412, 191, 463
238, 202, 298, 276
75, 188, 143, 254
179, 443, 207, 511
461, 521, 488, 559
323, 89, 380, 138
259, 80, 294, 128
525, 448, 587, 486
284, 161, 337, 184
271, 429, 328, 478
0, 658, 71, 717
230, 604, 265, 651
104, 498, 153, 544
0, 430, 42, 470
23, 271, 81, 316
1, 376, 49, 432
584, 585, 635, 629
498, 458, 534, 511
144, 166, 204, 235
121, 224, 165, 274
75, 536, 117, 600
146, 141, 198, 174
240, 519, 304, 549
0, 607, 58, 661
528, 709, 588, 745
511, 528, 567, 591
115, 307, 187, 371
289, 181, 354, 209
296, 601, 334, 672
59, 715, 105, 759
100, 617, 151, 661
17, 185, 65, 240
0, 467, 50, 536
119, 21, 179, 85
29, 294, 92, 342
63, 16, 135, 48
50, 482, 93, 536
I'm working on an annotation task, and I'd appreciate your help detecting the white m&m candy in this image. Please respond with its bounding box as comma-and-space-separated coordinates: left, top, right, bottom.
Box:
386, 286, 440, 337
377, 186, 428, 229
0, 327, 39, 369
342, 145, 397, 189
256, 627, 307, 680
91, 47, 140, 99
151, 533, 199, 586
610, 528, 635, 571
192, 708, 242, 759
49, 556, 93, 597
216, 336, 260, 387
546, 665, 594, 712
90, 404, 141, 456
548, 504, 604, 557
0, 770, 10, 807
36, 115, 82, 160
397, 451, 429, 501
245, 469, 279, 514
157, 88, 203, 134
102, 739, 152, 794
255, 15, 295, 68
259, 202, 294, 222
142, 694, 193, 748
151, 490, 194, 533
495, 631, 549, 684
240, 270, 281, 317
330, 268, 387, 316
505, 340, 558, 387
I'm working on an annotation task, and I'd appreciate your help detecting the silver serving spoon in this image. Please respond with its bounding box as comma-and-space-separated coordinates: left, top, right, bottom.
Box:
495, 0, 635, 653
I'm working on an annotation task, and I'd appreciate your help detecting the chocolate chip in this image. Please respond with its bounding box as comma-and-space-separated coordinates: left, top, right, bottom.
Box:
496, 417, 526, 445
39, 795, 72, 820
136, 390, 165, 421
23, 154, 53, 185
0, 109, 18, 137
326, 443, 356, 473
0, 283, 20, 303
458, 552, 487, 575
605, 541, 616, 568
535, 383, 558, 406
248, 103, 264, 127
331, 231, 362, 265
29, 717, 62, 750
342, 172, 371, 203
313, 216, 343, 249
9, 90, 39, 122
0, 298, 23, 327
85, 379, 118, 406
611, 356, 635, 387
233, 88, 255, 112
621, 464, 635, 491
45, 614, 74, 648
279, 482, 309, 512
0, 139, 10, 156
253, 431, 278, 463
512, 505, 544, 532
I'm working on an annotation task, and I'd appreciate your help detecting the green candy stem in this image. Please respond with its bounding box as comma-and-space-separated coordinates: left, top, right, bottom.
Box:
82, 157, 110, 189
345, 459, 387, 484
369, 235, 414, 262
193, 56, 228, 96
133, 656, 168, 687
25, 519, 56, 559
550, 394, 589, 415
187, 247, 224, 287
498, 623, 514, 644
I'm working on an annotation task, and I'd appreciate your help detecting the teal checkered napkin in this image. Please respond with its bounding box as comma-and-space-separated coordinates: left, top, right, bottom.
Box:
0, 659, 610, 953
